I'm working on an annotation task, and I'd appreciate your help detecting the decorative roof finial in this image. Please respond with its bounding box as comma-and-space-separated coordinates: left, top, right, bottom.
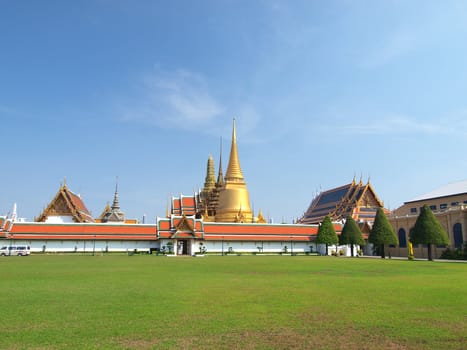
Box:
225, 118, 244, 181
112, 176, 120, 210
216, 136, 224, 186
166, 195, 170, 218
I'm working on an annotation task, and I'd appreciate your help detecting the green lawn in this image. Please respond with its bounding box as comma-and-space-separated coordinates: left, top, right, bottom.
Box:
0, 255, 465, 349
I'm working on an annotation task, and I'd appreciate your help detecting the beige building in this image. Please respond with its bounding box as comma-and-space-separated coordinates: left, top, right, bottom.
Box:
389, 180, 467, 259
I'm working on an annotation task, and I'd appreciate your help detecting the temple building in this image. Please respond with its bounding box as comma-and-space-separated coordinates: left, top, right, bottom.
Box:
1, 119, 332, 256
3, 118, 464, 259
196, 119, 253, 223
35, 181, 94, 223
299, 178, 385, 225
172, 119, 271, 224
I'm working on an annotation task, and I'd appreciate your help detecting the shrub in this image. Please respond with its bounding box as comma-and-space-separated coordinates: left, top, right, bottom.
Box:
440, 244, 467, 260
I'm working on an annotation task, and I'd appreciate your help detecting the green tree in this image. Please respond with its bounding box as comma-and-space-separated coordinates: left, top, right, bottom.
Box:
339, 216, 365, 257
410, 205, 450, 261
368, 208, 398, 258
315, 216, 338, 256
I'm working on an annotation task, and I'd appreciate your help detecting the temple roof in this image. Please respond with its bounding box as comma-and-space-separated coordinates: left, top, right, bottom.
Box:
299, 179, 384, 224
36, 182, 94, 223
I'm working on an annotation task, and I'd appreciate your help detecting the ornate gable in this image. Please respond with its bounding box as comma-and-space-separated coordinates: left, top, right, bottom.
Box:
48, 194, 71, 216
175, 215, 194, 232
36, 183, 94, 223
171, 215, 196, 238
357, 182, 384, 208
98, 203, 111, 220
156, 214, 204, 240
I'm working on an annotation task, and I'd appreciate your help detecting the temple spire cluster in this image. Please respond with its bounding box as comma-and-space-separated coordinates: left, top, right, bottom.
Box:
198, 119, 253, 223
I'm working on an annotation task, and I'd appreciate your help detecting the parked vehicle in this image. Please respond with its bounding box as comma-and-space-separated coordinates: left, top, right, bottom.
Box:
0, 245, 31, 256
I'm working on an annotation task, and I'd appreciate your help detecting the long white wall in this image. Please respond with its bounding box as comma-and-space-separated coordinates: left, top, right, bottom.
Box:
1, 239, 159, 253
2, 239, 363, 256
199, 241, 315, 254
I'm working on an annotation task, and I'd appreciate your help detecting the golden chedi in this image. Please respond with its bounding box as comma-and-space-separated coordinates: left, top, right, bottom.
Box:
215, 119, 253, 223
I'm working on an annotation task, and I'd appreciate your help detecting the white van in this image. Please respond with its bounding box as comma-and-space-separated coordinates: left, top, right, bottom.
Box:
0, 245, 31, 256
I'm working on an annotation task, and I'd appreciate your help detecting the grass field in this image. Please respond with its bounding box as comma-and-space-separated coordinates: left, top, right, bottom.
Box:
0, 255, 466, 350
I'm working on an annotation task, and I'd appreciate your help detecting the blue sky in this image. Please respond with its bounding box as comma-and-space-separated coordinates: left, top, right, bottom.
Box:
1, 0, 467, 223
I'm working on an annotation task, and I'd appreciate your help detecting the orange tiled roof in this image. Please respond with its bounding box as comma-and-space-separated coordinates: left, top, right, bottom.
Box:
10, 222, 156, 240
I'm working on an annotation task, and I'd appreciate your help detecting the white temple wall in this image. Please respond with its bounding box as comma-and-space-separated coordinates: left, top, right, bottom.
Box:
2, 239, 159, 253
202, 241, 315, 254
2, 239, 351, 255
315, 244, 363, 256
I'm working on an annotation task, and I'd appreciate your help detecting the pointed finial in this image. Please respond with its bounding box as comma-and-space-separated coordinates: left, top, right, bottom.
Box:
111, 176, 120, 210
217, 136, 224, 186
166, 196, 170, 218
225, 118, 244, 181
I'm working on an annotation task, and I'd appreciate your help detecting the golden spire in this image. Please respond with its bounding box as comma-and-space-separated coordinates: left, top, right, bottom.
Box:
203, 154, 216, 192
257, 209, 266, 223
215, 118, 253, 223
216, 137, 224, 187
225, 118, 244, 182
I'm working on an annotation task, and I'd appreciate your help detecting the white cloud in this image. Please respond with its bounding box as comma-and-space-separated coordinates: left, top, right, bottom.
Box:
335, 113, 466, 136
120, 68, 225, 131
117, 67, 271, 144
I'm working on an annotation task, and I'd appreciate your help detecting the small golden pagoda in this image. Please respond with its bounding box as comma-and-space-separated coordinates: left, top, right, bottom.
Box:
215, 119, 253, 223
199, 154, 218, 220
